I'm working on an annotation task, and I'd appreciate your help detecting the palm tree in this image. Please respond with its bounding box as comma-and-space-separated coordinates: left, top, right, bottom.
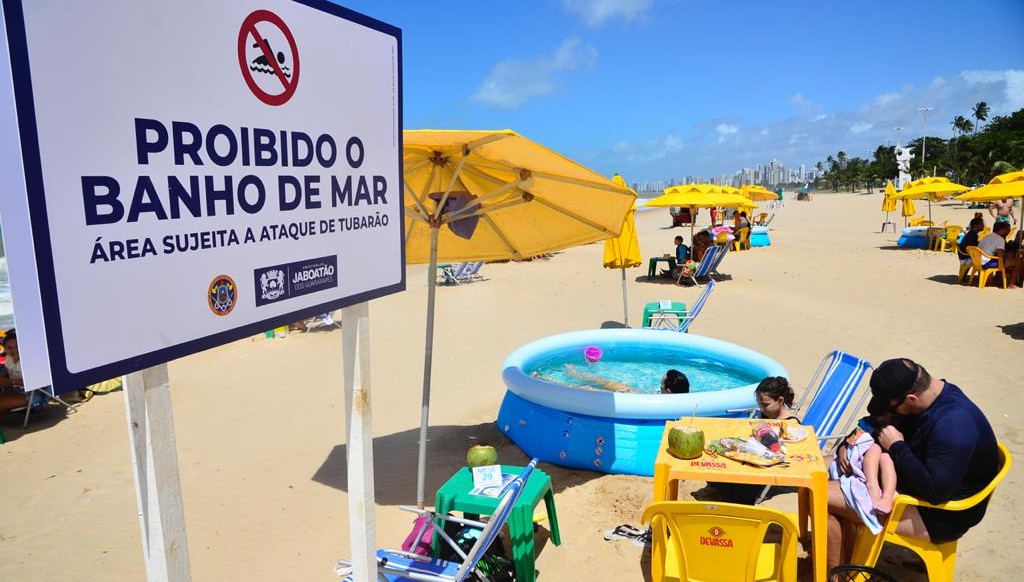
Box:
951, 115, 974, 136
972, 101, 989, 135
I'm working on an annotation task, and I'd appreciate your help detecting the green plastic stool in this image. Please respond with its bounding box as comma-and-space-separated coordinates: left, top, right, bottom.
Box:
434, 464, 561, 582
642, 301, 687, 328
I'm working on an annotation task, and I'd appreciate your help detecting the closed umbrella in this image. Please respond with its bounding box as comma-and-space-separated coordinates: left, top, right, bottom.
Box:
901, 196, 916, 226
894, 177, 970, 222
955, 170, 1024, 225
881, 181, 898, 232
404, 129, 635, 507
602, 174, 642, 327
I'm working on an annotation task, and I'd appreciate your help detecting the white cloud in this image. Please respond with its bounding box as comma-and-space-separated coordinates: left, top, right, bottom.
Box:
715, 124, 738, 143
812, 114, 828, 122
849, 122, 874, 134
790, 93, 811, 107
873, 92, 901, 106
931, 76, 946, 88
760, 128, 769, 136
562, 0, 652, 27
471, 39, 598, 109
962, 69, 1024, 111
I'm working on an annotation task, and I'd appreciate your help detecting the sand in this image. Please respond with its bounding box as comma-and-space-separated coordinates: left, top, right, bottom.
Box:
1, 192, 1020, 581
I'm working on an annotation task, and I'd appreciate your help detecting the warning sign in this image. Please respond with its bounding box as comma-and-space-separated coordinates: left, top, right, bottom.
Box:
237, 9, 300, 106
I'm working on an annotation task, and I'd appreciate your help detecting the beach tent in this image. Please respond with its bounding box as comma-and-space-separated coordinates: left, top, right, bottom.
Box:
602, 174, 642, 327
955, 170, 1024, 225
403, 129, 635, 507
645, 184, 752, 242
895, 177, 970, 222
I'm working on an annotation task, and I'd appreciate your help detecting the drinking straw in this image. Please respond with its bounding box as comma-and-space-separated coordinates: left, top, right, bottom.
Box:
688, 404, 698, 427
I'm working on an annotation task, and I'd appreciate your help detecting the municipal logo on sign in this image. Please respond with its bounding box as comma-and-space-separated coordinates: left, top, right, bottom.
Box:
253, 255, 338, 306
237, 9, 300, 106
208, 275, 238, 316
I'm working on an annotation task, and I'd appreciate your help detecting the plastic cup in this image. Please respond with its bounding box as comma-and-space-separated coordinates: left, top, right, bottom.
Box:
584, 346, 602, 363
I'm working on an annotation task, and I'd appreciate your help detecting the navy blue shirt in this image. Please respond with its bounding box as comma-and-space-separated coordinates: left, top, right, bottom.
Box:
958, 230, 979, 259
886, 382, 998, 542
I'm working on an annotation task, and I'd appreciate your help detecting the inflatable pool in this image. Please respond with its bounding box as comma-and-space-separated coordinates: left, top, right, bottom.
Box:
496, 329, 788, 476
750, 225, 770, 247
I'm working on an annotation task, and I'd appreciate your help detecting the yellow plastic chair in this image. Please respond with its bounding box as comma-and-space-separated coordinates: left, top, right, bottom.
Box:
753, 212, 769, 226
850, 443, 1011, 582
733, 227, 751, 251
965, 246, 1006, 289
715, 231, 730, 246
642, 501, 799, 582
955, 249, 973, 284
934, 226, 962, 252
978, 227, 991, 239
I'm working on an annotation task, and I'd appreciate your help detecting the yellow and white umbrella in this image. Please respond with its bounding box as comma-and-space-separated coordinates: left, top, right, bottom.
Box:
955, 170, 1024, 225
603, 174, 642, 326
403, 129, 634, 506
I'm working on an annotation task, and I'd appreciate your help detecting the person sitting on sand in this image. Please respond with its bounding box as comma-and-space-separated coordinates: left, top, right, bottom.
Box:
828, 414, 899, 534
0, 330, 29, 414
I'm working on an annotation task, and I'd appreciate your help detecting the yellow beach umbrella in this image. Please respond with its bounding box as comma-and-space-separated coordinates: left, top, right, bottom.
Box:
603, 174, 642, 326
646, 184, 751, 241
894, 177, 970, 222
403, 129, 635, 506
882, 181, 898, 212
901, 197, 916, 226
742, 185, 778, 202
955, 170, 1024, 224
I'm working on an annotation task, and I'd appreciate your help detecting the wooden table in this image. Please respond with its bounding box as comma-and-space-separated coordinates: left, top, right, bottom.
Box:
653, 417, 829, 582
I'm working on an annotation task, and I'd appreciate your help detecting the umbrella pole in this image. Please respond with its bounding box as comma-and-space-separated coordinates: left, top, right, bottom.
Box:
416, 223, 440, 509
928, 199, 932, 223
620, 267, 629, 327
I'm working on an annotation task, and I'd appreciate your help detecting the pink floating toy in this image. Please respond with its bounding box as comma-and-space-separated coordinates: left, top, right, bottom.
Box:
584, 346, 603, 363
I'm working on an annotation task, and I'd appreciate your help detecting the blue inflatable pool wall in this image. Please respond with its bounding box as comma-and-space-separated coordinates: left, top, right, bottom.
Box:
496, 329, 788, 476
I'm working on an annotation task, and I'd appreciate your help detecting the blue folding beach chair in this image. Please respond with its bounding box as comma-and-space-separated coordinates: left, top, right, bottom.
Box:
707, 244, 730, 281
753, 351, 873, 504
336, 459, 538, 582
795, 350, 874, 450
676, 245, 720, 286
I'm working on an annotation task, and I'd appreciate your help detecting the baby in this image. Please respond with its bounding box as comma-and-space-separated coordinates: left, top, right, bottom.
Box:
827, 415, 897, 534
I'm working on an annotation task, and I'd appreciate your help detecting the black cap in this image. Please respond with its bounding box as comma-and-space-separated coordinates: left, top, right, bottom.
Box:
866, 358, 918, 416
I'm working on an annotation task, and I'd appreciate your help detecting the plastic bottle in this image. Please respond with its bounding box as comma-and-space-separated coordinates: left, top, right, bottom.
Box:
754, 422, 781, 453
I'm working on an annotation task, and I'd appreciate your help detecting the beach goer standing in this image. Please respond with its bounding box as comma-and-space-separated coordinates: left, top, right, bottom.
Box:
988, 198, 1016, 225
826, 358, 999, 570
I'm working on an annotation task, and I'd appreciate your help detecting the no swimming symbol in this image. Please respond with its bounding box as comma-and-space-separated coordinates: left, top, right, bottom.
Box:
237, 10, 300, 106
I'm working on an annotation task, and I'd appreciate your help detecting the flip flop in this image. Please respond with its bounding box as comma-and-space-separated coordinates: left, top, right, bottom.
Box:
603, 524, 644, 543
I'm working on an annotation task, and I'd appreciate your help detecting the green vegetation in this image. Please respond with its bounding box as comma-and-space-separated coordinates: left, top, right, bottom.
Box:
815, 104, 1024, 192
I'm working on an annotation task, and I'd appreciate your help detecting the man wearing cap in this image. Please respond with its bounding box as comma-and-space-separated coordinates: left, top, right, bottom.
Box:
826, 358, 999, 569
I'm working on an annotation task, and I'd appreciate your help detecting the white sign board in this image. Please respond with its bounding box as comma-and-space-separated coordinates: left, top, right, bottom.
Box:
1, 0, 404, 391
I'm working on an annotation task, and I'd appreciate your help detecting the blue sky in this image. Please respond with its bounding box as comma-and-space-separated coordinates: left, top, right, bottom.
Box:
338, 0, 1024, 183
